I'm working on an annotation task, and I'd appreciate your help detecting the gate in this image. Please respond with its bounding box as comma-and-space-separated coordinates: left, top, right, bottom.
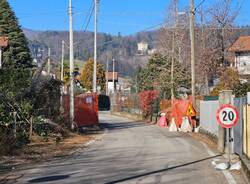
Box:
234, 97, 247, 156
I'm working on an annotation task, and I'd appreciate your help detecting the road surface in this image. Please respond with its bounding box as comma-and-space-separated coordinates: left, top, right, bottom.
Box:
7, 112, 247, 184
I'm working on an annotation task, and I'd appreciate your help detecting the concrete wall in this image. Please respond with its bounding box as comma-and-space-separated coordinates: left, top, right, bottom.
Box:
200, 100, 219, 137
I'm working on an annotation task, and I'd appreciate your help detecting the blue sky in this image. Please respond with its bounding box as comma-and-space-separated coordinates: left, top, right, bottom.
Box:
8, 0, 250, 36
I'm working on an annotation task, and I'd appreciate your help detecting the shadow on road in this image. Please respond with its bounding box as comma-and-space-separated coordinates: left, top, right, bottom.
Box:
28, 172, 79, 183
102, 121, 148, 131
105, 155, 221, 184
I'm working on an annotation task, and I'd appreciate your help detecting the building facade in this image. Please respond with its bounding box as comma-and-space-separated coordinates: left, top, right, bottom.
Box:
229, 36, 250, 80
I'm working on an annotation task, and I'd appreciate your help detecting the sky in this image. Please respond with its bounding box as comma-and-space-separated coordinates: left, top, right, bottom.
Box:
7, 0, 250, 36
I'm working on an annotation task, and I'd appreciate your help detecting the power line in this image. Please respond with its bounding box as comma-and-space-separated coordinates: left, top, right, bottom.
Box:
82, 0, 95, 32
195, 0, 206, 12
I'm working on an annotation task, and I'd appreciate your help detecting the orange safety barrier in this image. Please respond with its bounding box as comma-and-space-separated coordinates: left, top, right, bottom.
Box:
159, 96, 196, 127
63, 93, 99, 127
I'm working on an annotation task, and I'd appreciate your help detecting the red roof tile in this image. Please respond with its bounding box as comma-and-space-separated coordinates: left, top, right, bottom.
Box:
228, 36, 250, 52
0, 36, 8, 47
105, 72, 118, 81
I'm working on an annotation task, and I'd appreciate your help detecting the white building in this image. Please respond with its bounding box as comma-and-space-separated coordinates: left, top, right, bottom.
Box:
137, 41, 149, 53
106, 72, 118, 94
229, 36, 250, 80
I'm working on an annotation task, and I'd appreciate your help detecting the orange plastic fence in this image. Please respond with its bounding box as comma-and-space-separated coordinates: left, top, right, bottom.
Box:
63, 93, 99, 127
160, 97, 196, 127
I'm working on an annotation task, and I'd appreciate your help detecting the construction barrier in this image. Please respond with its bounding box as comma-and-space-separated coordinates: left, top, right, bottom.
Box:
63, 93, 99, 127
159, 97, 196, 129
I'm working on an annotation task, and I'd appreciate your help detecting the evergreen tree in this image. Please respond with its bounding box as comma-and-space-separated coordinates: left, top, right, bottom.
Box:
0, 0, 32, 123
0, 0, 31, 67
137, 53, 190, 99
0, 0, 32, 96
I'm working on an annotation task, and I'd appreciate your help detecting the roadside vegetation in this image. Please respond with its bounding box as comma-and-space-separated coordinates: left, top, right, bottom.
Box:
0, 0, 91, 157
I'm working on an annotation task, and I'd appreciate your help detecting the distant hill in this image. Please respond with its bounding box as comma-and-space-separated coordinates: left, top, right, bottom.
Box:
23, 29, 161, 77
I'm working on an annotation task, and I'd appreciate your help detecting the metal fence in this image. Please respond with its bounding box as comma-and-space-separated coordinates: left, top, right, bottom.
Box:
200, 97, 250, 157
199, 100, 219, 137
110, 93, 141, 115
233, 97, 247, 156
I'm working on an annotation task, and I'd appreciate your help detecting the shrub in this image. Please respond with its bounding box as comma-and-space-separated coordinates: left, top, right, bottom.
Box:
139, 90, 159, 120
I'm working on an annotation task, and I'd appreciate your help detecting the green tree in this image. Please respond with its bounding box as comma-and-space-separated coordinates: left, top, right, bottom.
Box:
211, 68, 240, 96
0, 0, 32, 96
137, 53, 190, 99
0, 0, 31, 67
234, 82, 250, 97
79, 59, 105, 91
0, 0, 33, 149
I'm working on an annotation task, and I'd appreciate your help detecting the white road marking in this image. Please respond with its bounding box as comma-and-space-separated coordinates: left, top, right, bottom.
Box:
201, 142, 237, 184
222, 170, 237, 184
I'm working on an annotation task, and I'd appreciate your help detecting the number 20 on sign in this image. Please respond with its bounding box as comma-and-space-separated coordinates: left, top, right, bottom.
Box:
216, 104, 239, 128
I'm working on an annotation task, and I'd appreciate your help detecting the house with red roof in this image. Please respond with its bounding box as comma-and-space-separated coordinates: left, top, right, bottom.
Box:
228, 36, 250, 80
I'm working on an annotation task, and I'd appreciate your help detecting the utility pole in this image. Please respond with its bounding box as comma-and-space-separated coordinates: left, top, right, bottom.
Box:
200, 6, 209, 95
69, 0, 75, 129
106, 57, 109, 95
47, 48, 51, 75
93, 0, 99, 93
61, 41, 65, 82
112, 58, 115, 93
171, 0, 178, 102
60, 40, 65, 110
189, 0, 196, 105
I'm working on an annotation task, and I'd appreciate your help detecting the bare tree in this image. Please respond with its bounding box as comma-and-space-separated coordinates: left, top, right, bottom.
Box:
194, 0, 241, 95
158, 0, 242, 96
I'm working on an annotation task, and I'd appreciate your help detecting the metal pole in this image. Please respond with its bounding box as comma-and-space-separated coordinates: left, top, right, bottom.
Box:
60, 40, 65, 110
69, 0, 75, 129
227, 128, 231, 168
61, 41, 65, 82
171, 0, 178, 102
189, 0, 196, 105
112, 58, 115, 93
106, 57, 109, 95
47, 48, 51, 75
93, 0, 98, 93
171, 32, 175, 101
0, 47, 2, 69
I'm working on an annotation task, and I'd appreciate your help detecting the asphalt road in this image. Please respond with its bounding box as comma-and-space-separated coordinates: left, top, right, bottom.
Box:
9, 112, 246, 184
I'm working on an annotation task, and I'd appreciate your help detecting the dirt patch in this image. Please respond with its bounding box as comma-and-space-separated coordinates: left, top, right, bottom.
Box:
111, 111, 143, 121
0, 132, 97, 173
189, 132, 218, 151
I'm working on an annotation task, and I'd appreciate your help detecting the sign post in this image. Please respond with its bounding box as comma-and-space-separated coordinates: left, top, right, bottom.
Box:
216, 104, 239, 168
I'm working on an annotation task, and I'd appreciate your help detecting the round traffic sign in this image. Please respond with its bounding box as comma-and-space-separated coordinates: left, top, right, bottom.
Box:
216, 104, 239, 128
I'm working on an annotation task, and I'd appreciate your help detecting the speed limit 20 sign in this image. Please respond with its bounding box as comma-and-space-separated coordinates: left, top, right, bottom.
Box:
216, 104, 239, 128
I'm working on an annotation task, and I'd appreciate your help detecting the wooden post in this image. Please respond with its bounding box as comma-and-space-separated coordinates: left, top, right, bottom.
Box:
13, 112, 17, 139
30, 116, 33, 140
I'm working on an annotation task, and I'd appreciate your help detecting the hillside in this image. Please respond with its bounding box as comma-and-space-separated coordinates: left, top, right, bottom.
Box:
24, 29, 160, 77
